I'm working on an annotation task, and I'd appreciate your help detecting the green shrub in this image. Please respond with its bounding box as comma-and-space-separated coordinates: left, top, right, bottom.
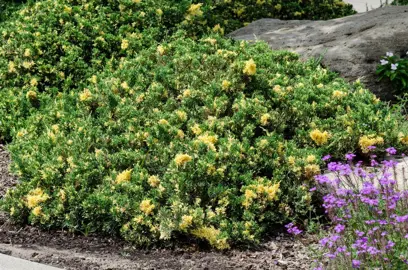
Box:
0, 0, 355, 141
1, 0, 403, 250
3, 32, 407, 249
195, 0, 356, 34
0, 0, 194, 140
0, 0, 23, 23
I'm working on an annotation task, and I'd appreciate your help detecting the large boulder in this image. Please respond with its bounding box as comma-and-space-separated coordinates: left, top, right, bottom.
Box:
228, 6, 408, 100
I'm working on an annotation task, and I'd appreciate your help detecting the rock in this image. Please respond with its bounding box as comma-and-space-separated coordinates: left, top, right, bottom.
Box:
0, 249, 12, 255
228, 6, 408, 101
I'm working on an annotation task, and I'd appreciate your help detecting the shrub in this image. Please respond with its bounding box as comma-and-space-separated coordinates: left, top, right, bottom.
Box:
2, 32, 407, 248
311, 150, 408, 269
0, 0, 356, 141
196, 0, 356, 34
0, 0, 24, 23
376, 51, 408, 96
0, 0, 194, 140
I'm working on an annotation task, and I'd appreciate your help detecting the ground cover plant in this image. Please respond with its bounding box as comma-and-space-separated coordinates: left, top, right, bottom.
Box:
1, 0, 408, 250
307, 150, 408, 269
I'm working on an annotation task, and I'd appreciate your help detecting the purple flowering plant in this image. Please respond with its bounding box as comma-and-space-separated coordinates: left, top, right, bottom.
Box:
376, 51, 408, 95
310, 150, 408, 269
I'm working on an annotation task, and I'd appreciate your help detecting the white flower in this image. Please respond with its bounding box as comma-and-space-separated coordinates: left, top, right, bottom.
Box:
386, 52, 394, 57
391, 63, 398, 71
380, 59, 388, 65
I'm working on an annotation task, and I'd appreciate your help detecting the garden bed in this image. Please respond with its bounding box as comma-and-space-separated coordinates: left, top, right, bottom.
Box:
0, 145, 313, 270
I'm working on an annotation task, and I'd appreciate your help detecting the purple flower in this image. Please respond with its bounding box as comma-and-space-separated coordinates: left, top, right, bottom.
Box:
355, 230, 364, 237
367, 246, 381, 255
365, 220, 376, 225
328, 162, 340, 172
334, 224, 345, 233
354, 167, 367, 178
360, 182, 379, 196
322, 194, 347, 209
360, 196, 379, 206
310, 187, 317, 192
380, 59, 389, 65
352, 260, 361, 269
325, 253, 336, 259
367, 227, 379, 235
378, 172, 396, 186
316, 151, 408, 268
382, 160, 398, 168
330, 234, 341, 242
395, 214, 408, 223
386, 240, 395, 249
285, 223, 302, 235
386, 52, 394, 57
353, 237, 368, 248
378, 220, 388, 225
336, 245, 347, 253
368, 172, 377, 179
326, 162, 352, 175
315, 175, 330, 184
345, 153, 356, 161
386, 147, 397, 155
370, 159, 379, 167
322, 155, 331, 161
391, 63, 399, 70
319, 237, 330, 247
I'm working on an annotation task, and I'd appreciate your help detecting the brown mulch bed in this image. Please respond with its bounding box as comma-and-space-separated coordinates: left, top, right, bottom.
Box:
0, 145, 315, 270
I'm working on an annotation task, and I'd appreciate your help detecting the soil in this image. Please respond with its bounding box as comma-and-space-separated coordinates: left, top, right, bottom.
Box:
0, 145, 315, 270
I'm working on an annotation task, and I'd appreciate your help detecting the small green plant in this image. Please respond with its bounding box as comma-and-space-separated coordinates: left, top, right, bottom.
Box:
392, 0, 408, 5
376, 51, 408, 95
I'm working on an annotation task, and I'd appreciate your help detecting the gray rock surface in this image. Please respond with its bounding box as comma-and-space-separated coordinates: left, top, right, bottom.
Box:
229, 6, 408, 100
0, 253, 62, 270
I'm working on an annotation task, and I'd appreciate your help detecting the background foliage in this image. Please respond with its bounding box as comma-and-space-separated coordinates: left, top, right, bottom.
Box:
197, 0, 356, 33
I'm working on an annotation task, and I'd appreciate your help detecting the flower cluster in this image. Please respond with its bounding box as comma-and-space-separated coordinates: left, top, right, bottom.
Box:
376, 51, 408, 95
313, 151, 408, 269
359, 135, 384, 153
310, 129, 330, 146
